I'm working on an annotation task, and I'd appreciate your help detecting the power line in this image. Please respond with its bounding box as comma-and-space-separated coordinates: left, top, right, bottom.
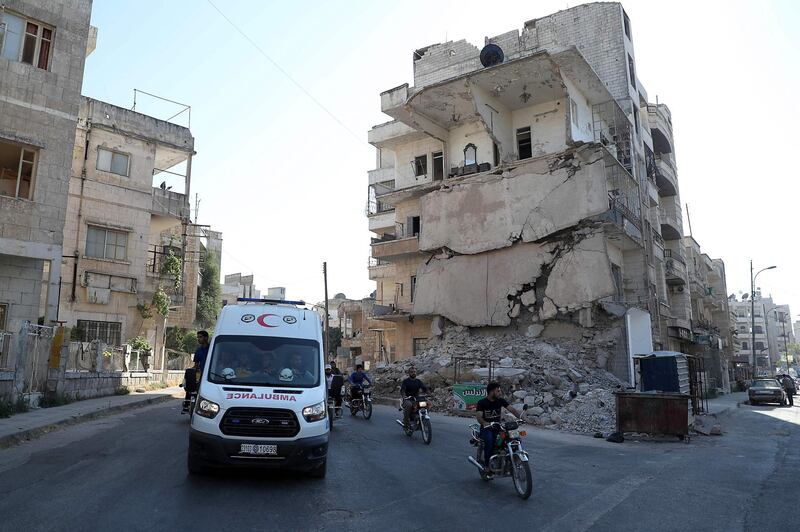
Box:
206, 0, 366, 148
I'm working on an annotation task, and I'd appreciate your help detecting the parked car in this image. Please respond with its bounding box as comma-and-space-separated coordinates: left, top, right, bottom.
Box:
748, 379, 788, 406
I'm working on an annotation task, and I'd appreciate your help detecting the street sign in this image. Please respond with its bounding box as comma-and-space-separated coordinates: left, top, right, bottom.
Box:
452, 383, 486, 411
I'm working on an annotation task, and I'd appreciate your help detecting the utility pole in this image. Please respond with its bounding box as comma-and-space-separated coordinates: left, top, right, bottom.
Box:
323, 262, 330, 361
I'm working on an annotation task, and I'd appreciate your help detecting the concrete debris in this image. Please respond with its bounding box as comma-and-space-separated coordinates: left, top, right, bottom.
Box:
371, 326, 624, 434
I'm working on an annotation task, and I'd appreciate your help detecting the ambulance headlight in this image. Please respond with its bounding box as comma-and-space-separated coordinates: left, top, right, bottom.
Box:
196, 397, 220, 419
302, 401, 327, 422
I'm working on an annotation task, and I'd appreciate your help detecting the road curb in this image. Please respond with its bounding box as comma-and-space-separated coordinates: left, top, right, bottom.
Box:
0, 392, 179, 450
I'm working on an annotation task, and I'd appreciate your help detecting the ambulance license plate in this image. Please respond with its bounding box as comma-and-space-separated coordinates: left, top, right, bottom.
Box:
240, 444, 277, 456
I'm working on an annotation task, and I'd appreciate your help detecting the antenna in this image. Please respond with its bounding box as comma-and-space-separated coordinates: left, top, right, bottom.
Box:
686, 203, 693, 237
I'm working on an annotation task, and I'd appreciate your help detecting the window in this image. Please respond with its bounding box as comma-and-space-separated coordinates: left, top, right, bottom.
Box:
633, 106, 640, 135
611, 265, 623, 302
628, 54, 636, 89
406, 215, 421, 237
413, 338, 427, 357
463, 143, 477, 166
623, 11, 632, 39
741, 342, 749, 351
432, 151, 443, 180
754, 325, 763, 334
412, 155, 427, 177
0, 140, 37, 199
569, 98, 579, 127
755, 341, 765, 351
516, 127, 532, 159
76, 320, 122, 346
0, 12, 52, 69
86, 226, 128, 261
208, 335, 320, 387
410, 275, 417, 303
96, 148, 130, 177
493, 142, 499, 167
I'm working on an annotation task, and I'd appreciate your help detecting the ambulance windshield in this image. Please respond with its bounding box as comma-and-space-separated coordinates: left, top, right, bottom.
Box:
207, 335, 320, 387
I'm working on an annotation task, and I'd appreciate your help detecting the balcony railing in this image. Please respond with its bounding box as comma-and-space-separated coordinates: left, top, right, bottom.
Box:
151, 187, 189, 219
371, 235, 419, 260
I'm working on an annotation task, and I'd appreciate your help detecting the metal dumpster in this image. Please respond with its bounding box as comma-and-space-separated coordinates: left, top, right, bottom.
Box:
615, 391, 690, 439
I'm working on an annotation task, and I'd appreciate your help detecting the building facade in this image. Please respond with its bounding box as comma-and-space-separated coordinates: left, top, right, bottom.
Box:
729, 295, 793, 375
58, 97, 202, 361
0, 0, 94, 360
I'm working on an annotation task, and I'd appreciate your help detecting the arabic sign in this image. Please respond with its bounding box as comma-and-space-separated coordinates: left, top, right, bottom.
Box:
452, 383, 486, 411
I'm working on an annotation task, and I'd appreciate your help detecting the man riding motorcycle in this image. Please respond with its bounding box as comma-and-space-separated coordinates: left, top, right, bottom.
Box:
347, 364, 372, 403
325, 364, 344, 413
476, 381, 521, 478
401, 366, 428, 429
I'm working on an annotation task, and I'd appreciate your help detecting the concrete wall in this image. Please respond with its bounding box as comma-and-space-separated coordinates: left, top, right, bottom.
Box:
419, 147, 608, 255
0, 255, 44, 334
0, 0, 93, 327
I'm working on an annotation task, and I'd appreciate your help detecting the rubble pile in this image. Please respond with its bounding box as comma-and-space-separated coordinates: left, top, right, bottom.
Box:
371, 326, 625, 434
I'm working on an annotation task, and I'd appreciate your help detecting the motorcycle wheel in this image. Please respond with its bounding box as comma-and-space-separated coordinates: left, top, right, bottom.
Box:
350, 406, 357, 417
511, 454, 533, 500
364, 401, 373, 420
421, 418, 432, 445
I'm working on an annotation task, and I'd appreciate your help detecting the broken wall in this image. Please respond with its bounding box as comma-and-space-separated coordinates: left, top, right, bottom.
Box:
419, 147, 609, 255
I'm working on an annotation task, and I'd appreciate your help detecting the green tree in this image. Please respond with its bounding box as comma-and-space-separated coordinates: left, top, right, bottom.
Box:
183, 329, 199, 354
165, 327, 187, 352
196, 250, 222, 329
329, 327, 343, 355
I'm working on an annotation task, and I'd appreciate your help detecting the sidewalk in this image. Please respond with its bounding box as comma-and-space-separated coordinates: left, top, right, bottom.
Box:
0, 386, 183, 449
706, 392, 746, 416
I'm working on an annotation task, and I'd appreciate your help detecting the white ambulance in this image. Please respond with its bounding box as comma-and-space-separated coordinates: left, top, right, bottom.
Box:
188, 298, 329, 478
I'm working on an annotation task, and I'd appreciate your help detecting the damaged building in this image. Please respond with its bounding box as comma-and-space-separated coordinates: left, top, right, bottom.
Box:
365, 2, 734, 386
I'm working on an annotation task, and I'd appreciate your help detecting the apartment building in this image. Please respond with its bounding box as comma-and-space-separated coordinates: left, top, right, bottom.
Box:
58, 97, 203, 359
0, 0, 94, 350
729, 295, 793, 374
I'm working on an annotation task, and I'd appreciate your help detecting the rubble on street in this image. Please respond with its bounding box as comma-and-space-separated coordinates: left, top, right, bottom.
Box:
371, 326, 626, 434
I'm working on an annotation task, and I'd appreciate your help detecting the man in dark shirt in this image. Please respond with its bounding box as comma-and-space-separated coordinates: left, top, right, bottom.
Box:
401, 366, 428, 429
183, 330, 210, 413
476, 381, 521, 476
329, 360, 342, 376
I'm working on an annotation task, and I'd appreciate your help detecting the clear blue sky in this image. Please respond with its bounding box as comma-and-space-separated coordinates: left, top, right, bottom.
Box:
83, 0, 800, 320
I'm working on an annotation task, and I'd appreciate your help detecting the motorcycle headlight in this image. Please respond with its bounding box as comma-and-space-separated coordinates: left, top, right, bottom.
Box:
418, 401, 427, 408
302, 401, 327, 422
196, 397, 220, 419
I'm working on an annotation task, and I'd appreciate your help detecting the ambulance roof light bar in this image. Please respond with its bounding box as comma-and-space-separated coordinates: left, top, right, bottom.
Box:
237, 297, 307, 306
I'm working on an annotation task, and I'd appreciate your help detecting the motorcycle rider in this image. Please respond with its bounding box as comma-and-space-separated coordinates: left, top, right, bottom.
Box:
347, 364, 372, 404
476, 381, 522, 478
401, 366, 428, 429
325, 364, 344, 413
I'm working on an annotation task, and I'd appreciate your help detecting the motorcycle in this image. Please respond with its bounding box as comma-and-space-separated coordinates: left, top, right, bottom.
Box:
395, 395, 432, 444
346, 384, 373, 419
180, 367, 201, 419
327, 376, 345, 428
467, 418, 533, 499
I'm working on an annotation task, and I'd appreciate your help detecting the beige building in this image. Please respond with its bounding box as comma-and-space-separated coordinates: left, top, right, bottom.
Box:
58, 97, 204, 361
364, 3, 736, 388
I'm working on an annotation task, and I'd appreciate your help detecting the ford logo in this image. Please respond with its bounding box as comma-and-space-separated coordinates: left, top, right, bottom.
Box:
283, 316, 297, 324
251, 418, 270, 425
241, 314, 256, 323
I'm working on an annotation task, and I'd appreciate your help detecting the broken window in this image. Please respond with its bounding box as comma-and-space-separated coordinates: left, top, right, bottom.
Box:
97, 148, 130, 177
611, 265, 624, 303
516, 127, 532, 160
432, 151, 444, 180
569, 98, 579, 127
633, 106, 640, 135
0, 12, 52, 69
86, 225, 128, 261
628, 54, 636, 89
0, 140, 37, 200
75, 320, 122, 346
413, 338, 427, 357
412, 155, 427, 177
406, 216, 421, 237
623, 10, 632, 40
410, 275, 417, 302
463, 144, 477, 166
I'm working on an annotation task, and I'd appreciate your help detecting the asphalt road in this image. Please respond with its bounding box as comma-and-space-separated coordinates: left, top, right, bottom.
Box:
0, 397, 798, 532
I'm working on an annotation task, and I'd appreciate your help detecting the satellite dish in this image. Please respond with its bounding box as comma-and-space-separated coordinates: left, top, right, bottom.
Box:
480, 44, 504, 67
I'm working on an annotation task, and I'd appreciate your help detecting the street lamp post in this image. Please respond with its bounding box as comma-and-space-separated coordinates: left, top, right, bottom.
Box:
750, 261, 776, 377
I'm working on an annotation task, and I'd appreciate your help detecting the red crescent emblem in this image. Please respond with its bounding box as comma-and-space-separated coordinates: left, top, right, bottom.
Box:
256, 313, 279, 328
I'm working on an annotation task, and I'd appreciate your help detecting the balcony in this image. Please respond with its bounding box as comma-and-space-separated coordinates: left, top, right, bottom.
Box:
368, 211, 395, 232
368, 119, 428, 148
371, 234, 419, 260
368, 167, 395, 185
646, 178, 659, 207
151, 188, 189, 219
367, 256, 393, 279
647, 103, 674, 152
664, 253, 687, 286
659, 195, 683, 240
654, 155, 678, 197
